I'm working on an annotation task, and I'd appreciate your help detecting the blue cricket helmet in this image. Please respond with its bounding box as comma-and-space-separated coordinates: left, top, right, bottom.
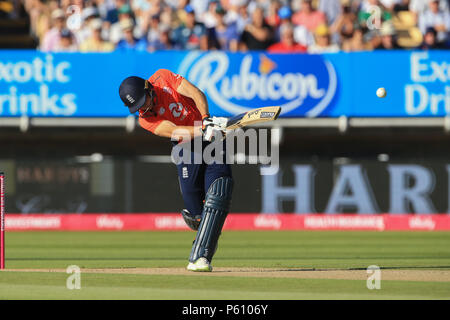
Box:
119, 76, 148, 113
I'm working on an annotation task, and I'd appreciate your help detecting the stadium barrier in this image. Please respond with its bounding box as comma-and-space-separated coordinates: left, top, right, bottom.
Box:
4, 214, 450, 231
0, 50, 449, 118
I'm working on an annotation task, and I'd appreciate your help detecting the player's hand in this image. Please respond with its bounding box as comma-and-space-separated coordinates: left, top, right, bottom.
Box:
202, 124, 225, 142
202, 115, 227, 142
202, 116, 228, 130
202, 116, 214, 131
210, 117, 228, 130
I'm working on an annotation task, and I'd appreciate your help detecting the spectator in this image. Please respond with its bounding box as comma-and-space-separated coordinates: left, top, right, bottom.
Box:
358, 0, 392, 29
47, 0, 59, 12
58, 0, 85, 13
76, 6, 101, 44
410, 0, 448, 16
418, 0, 450, 43
342, 26, 369, 51
105, 0, 127, 24
160, 5, 177, 30
247, 0, 272, 15
267, 23, 307, 53
92, 0, 115, 20
130, 0, 151, 26
142, 13, 173, 51
59, 0, 69, 12
164, 0, 178, 9
141, 13, 162, 44
26, 0, 50, 40
236, 1, 252, 34
54, 28, 78, 52
275, 6, 293, 41
393, 0, 411, 12
171, 5, 208, 50
147, 0, 163, 17
173, 0, 190, 27
308, 24, 340, 53
293, 27, 315, 48
224, 0, 251, 35
331, 0, 357, 46
418, 26, 446, 49
240, 6, 274, 50
375, 21, 400, 49
378, 0, 400, 11
82, 5, 101, 23
319, 0, 342, 25
202, 0, 220, 29
40, 8, 65, 51
293, 27, 315, 49
265, 0, 282, 29
190, 0, 210, 20
278, 5, 292, 26
116, 18, 148, 51
208, 4, 239, 51
22, 0, 450, 53
274, 4, 313, 47
292, 0, 327, 33
107, 4, 138, 44
80, 18, 115, 52
148, 25, 173, 51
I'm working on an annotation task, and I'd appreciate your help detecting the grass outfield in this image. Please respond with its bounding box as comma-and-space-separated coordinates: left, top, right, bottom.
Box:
0, 231, 449, 299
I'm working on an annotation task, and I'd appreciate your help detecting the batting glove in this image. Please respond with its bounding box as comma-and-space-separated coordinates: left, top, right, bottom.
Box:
202, 124, 225, 142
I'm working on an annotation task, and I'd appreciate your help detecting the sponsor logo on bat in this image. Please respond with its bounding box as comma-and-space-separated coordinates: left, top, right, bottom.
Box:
260, 112, 276, 118
247, 110, 260, 118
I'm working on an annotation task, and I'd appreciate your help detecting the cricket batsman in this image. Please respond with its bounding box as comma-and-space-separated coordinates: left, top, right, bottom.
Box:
119, 69, 233, 272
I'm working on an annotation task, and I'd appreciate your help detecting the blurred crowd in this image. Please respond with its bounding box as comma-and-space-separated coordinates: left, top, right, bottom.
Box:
18, 0, 450, 52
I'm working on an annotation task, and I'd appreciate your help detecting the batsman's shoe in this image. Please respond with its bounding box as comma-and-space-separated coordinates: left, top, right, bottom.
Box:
187, 257, 212, 272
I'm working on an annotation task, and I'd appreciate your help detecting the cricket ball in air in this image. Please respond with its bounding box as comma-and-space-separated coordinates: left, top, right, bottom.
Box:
376, 87, 387, 98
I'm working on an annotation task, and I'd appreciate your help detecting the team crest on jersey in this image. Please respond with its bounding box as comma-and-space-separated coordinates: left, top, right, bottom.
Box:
159, 107, 165, 115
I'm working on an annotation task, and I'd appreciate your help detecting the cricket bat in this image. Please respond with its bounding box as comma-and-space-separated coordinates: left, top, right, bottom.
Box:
225, 106, 281, 130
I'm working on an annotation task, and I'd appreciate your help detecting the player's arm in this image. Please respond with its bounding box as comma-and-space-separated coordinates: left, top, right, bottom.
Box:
153, 120, 202, 140
176, 78, 209, 118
